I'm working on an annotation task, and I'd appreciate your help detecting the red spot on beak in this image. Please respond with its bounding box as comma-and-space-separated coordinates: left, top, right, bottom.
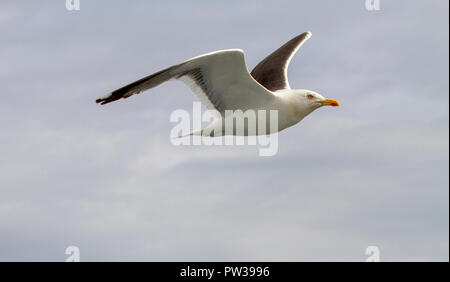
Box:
330, 102, 339, 107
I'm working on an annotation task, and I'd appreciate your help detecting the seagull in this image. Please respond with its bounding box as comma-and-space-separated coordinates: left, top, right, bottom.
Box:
96, 32, 339, 136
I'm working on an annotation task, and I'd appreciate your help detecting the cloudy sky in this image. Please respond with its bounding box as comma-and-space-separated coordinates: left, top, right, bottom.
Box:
0, 0, 448, 261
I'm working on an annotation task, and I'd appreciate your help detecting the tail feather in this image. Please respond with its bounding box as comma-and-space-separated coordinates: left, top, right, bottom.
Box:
176, 130, 203, 138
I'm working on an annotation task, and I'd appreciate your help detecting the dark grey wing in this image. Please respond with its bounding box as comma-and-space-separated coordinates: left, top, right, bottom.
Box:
250, 32, 311, 92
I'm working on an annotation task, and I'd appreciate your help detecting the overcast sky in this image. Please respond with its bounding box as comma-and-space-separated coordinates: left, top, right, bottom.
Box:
0, 0, 448, 261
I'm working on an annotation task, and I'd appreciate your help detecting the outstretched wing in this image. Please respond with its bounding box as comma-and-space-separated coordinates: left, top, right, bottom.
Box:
96, 49, 276, 116
250, 32, 312, 91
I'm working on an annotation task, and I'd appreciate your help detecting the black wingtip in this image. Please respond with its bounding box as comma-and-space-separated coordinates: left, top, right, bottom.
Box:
96, 99, 112, 105
95, 93, 118, 105
95, 98, 110, 105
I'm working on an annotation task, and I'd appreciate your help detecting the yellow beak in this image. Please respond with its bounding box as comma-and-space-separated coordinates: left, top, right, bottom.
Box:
320, 98, 340, 107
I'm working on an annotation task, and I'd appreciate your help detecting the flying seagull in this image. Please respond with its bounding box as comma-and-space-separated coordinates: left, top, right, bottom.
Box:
96, 32, 339, 136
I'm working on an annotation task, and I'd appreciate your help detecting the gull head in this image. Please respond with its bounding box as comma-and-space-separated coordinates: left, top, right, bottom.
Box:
284, 89, 340, 122
300, 90, 340, 108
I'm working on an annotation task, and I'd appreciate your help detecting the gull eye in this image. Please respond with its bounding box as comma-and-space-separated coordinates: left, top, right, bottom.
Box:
307, 94, 315, 99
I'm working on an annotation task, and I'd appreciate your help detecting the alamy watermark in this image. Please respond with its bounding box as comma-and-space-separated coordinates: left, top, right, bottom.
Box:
66, 0, 80, 11
65, 245, 80, 262
170, 102, 279, 156
365, 0, 381, 11
365, 245, 380, 262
